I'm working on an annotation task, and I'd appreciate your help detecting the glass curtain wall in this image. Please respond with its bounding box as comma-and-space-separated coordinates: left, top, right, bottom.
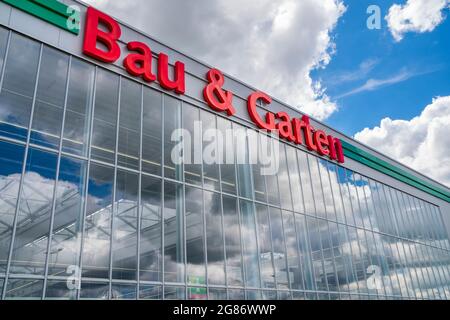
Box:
0, 27, 449, 300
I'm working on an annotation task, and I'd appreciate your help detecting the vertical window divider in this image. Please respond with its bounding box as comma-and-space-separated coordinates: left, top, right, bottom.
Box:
161, 94, 165, 299
217, 159, 229, 299
41, 55, 72, 299
77, 66, 98, 300
136, 84, 144, 299
233, 124, 246, 297
108, 76, 122, 299
2, 43, 43, 300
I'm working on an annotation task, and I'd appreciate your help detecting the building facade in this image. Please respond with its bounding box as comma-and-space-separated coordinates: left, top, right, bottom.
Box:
0, 0, 449, 300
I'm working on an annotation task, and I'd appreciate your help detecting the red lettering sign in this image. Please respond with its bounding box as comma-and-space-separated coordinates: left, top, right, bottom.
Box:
83, 7, 185, 94
82, 7, 344, 164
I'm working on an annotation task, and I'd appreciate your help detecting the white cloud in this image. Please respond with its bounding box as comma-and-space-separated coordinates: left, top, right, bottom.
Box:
386, 0, 450, 42
355, 96, 450, 187
83, 0, 346, 120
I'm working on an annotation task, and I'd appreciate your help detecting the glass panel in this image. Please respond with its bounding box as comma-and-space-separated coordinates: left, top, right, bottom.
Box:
277, 145, 292, 210
48, 156, 87, 277
91, 69, 119, 164
286, 147, 303, 213
62, 58, 94, 156
142, 88, 162, 176
0, 33, 40, 141
217, 116, 236, 194
45, 280, 77, 300
240, 200, 261, 288
246, 289, 262, 300
10, 148, 57, 275
0, 140, 25, 273
111, 283, 136, 300
222, 195, 243, 286
185, 186, 206, 284
140, 175, 162, 282
81, 163, 113, 279
255, 204, 275, 289
204, 190, 226, 285
269, 207, 289, 289
79, 281, 109, 299
228, 288, 245, 299
201, 110, 220, 191
163, 181, 185, 283
4, 279, 43, 300
139, 285, 162, 299
188, 286, 207, 300
118, 79, 141, 170
164, 286, 185, 299
297, 151, 314, 214
295, 213, 316, 291
112, 170, 138, 280
183, 104, 202, 186
30, 46, 69, 149
308, 155, 326, 218
236, 127, 253, 199
163, 96, 182, 180
208, 287, 227, 300
282, 211, 303, 290
250, 133, 266, 203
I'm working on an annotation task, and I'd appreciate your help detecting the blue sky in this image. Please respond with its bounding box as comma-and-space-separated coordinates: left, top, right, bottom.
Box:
315, 0, 450, 136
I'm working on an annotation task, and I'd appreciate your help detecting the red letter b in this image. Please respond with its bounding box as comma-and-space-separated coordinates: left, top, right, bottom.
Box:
83, 7, 121, 63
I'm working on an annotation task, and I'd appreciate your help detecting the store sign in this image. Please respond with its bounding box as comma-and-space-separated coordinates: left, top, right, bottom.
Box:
82, 7, 344, 164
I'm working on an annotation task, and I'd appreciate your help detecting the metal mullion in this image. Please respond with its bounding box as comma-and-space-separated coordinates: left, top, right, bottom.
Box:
199, 110, 209, 298
0, 30, 11, 94
232, 123, 246, 295
2, 43, 43, 300
76, 66, 97, 300
273, 144, 291, 298
161, 94, 165, 300
248, 132, 263, 292
108, 76, 122, 299
42, 56, 72, 299
179, 101, 187, 299
136, 85, 144, 299
215, 118, 228, 299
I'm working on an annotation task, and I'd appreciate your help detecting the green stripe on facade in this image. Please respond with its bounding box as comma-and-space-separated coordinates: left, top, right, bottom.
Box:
2, 0, 80, 34
342, 141, 450, 203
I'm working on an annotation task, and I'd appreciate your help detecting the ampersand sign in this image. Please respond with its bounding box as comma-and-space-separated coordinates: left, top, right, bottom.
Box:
203, 69, 236, 116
